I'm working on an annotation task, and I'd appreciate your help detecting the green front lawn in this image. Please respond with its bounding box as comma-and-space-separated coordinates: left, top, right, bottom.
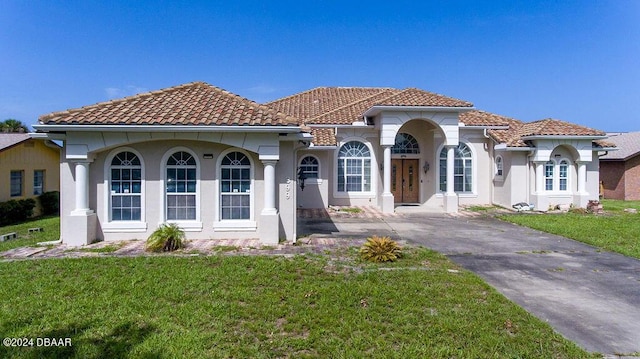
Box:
0, 249, 592, 358
0, 216, 60, 252
500, 199, 640, 259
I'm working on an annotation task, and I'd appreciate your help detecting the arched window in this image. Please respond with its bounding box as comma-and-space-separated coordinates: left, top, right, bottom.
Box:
220, 152, 251, 220
110, 151, 142, 221
495, 156, 504, 177
166, 151, 197, 220
392, 133, 420, 154
337, 141, 371, 192
439, 143, 473, 193
299, 156, 319, 179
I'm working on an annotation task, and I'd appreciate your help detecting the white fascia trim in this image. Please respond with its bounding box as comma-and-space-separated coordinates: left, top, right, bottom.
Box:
522, 135, 607, 140
30, 132, 67, 140
363, 105, 476, 117
307, 124, 372, 128
308, 145, 338, 150
32, 124, 303, 133
494, 144, 534, 151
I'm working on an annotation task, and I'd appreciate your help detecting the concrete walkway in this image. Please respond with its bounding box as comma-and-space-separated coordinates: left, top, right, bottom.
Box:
382, 212, 640, 357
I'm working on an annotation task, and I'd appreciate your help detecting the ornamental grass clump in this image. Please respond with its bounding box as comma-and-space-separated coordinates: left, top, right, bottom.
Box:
146, 223, 186, 252
360, 235, 402, 263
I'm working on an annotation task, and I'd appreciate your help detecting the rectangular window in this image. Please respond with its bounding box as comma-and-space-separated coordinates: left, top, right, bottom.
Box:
10, 171, 23, 197
545, 162, 554, 191
111, 168, 142, 221
221, 167, 250, 220
338, 158, 370, 192
166, 167, 196, 220
33, 170, 45, 195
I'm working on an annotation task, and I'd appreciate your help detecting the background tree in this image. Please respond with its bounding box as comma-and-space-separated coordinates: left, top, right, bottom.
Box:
0, 119, 30, 133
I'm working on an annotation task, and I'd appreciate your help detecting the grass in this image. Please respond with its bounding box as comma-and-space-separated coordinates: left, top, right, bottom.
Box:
0, 248, 593, 358
499, 199, 640, 259
338, 207, 363, 214
0, 215, 60, 252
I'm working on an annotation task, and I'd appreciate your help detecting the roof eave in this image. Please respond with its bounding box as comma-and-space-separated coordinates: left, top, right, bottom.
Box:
33, 124, 303, 133
363, 105, 475, 117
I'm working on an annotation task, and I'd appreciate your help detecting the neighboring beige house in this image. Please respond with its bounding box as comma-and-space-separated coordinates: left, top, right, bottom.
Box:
33, 82, 611, 246
599, 132, 640, 200
0, 133, 61, 215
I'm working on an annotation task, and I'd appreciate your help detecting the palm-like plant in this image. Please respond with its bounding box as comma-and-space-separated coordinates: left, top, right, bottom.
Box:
145, 223, 186, 252
1, 119, 29, 133
360, 235, 402, 263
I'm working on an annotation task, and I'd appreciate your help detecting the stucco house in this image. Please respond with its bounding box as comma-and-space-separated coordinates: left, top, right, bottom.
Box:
33, 82, 611, 246
0, 133, 60, 215
599, 132, 640, 200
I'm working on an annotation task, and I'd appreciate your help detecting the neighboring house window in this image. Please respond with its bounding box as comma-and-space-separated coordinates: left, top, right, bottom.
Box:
220, 151, 251, 220
33, 170, 45, 195
337, 141, 371, 192
110, 152, 142, 221
299, 156, 319, 179
495, 156, 503, 177
166, 151, 197, 220
439, 143, 473, 193
10, 171, 23, 197
559, 160, 569, 191
392, 133, 420, 154
545, 161, 554, 191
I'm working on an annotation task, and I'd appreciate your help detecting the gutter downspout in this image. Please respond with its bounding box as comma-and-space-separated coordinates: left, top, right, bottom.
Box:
483, 129, 494, 205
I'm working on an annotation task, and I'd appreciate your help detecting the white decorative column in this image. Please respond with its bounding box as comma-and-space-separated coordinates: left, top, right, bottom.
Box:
575, 161, 590, 208
66, 161, 97, 246
260, 160, 279, 244
381, 145, 394, 213
444, 145, 458, 213
535, 162, 544, 194
72, 161, 92, 215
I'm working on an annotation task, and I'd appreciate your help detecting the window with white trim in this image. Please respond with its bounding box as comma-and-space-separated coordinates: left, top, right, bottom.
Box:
439, 143, 473, 193
220, 152, 251, 220
337, 141, 371, 192
33, 170, 45, 195
544, 159, 571, 192
110, 152, 142, 221
559, 160, 569, 191
299, 156, 319, 179
166, 151, 197, 220
545, 161, 554, 191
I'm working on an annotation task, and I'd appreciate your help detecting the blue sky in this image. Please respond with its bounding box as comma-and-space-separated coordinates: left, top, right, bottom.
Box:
1, 1, 638, 132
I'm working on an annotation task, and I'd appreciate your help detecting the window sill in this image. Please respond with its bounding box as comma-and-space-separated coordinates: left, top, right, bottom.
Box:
213, 220, 257, 232
333, 192, 376, 199
435, 192, 478, 198
103, 221, 148, 233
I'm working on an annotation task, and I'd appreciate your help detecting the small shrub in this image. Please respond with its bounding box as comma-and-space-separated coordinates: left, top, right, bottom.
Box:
145, 223, 186, 252
39, 191, 60, 215
360, 235, 402, 263
0, 198, 36, 226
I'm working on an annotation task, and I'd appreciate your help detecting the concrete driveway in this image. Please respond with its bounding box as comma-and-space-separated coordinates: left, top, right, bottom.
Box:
300, 210, 640, 357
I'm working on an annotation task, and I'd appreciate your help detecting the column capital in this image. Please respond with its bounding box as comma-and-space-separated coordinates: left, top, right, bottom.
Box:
261, 159, 278, 166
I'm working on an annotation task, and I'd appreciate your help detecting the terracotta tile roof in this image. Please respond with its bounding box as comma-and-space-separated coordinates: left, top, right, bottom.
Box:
0, 133, 31, 151
266, 87, 396, 121
375, 88, 473, 108
310, 128, 337, 146
267, 87, 472, 125
459, 110, 513, 127
39, 82, 299, 127
517, 118, 606, 137
600, 132, 640, 160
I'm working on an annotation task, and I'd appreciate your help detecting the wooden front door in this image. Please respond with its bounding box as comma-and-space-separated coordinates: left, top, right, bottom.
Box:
391, 159, 419, 203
